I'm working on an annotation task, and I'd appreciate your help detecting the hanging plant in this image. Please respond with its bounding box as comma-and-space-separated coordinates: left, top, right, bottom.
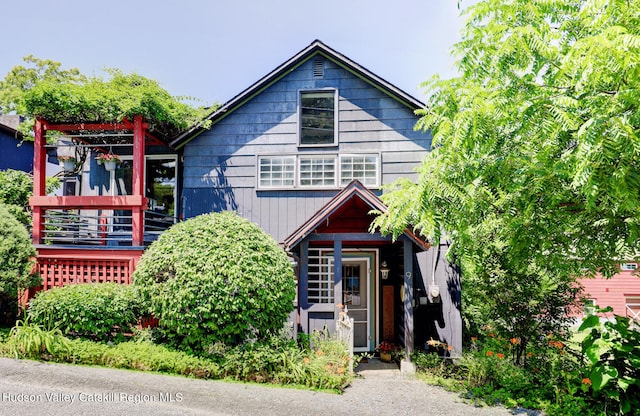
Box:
96, 153, 121, 172
57, 155, 76, 171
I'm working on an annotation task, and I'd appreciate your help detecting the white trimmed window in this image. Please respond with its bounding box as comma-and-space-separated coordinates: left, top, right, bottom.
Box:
308, 249, 334, 304
300, 90, 337, 146
584, 299, 597, 316
299, 156, 336, 187
621, 263, 638, 271
258, 156, 295, 188
340, 154, 379, 187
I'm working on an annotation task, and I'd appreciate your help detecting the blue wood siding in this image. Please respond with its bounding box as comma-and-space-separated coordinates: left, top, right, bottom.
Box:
182, 56, 431, 243
0, 134, 33, 172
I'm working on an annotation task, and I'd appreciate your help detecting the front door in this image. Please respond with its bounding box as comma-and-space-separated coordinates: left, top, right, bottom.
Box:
343, 259, 370, 352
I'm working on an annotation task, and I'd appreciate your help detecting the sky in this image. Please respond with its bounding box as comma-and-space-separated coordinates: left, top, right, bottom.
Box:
1, 0, 471, 107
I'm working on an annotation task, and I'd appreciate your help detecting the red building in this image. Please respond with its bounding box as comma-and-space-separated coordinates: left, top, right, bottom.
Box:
578, 263, 640, 324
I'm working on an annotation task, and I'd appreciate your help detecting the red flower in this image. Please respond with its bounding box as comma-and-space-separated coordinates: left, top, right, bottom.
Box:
582, 378, 592, 385
510, 338, 520, 345
376, 341, 398, 354
497, 353, 505, 359
486, 351, 494, 356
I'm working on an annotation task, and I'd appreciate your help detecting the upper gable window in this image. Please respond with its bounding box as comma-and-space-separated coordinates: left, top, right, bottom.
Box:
300, 90, 337, 146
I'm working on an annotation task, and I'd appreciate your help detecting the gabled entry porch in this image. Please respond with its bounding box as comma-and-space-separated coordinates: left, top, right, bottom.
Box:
284, 181, 432, 361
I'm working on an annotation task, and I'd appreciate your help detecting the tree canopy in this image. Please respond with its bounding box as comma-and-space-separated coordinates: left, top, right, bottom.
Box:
373, 0, 640, 279
0, 56, 211, 138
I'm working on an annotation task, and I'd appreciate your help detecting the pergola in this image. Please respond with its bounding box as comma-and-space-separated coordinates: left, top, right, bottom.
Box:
28, 115, 169, 292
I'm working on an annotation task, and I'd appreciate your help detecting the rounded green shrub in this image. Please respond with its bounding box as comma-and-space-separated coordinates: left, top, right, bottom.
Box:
133, 211, 296, 353
26, 283, 143, 341
0, 203, 38, 325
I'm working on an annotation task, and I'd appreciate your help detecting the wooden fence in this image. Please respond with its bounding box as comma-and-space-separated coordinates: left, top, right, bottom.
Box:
336, 307, 354, 373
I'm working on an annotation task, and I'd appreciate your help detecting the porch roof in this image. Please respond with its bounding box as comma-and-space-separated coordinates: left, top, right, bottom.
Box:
282, 180, 429, 251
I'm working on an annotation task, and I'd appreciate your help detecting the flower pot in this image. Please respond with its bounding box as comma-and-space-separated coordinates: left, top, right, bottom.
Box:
380, 352, 392, 362
104, 160, 117, 171
62, 160, 75, 171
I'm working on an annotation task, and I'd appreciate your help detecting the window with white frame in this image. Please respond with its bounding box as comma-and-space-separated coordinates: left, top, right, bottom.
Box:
584, 299, 597, 316
299, 156, 336, 187
340, 154, 378, 187
621, 263, 638, 271
300, 90, 336, 146
307, 249, 334, 304
258, 156, 295, 188
256, 153, 380, 189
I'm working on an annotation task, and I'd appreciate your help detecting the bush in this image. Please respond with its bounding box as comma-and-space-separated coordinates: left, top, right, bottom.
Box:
0, 203, 39, 325
578, 309, 640, 415
26, 283, 143, 341
133, 211, 296, 354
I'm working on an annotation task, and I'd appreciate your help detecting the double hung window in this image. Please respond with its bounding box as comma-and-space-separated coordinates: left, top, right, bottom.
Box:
300, 91, 336, 146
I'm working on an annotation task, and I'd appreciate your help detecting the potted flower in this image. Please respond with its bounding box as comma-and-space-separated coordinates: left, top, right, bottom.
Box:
376, 341, 398, 362
96, 153, 121, 171
58, 155, 76, 171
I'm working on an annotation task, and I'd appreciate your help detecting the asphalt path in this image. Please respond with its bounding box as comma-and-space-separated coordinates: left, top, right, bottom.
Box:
0, 357, 513, 416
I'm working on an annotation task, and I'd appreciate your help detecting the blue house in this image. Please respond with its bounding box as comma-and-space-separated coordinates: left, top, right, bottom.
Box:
173, 40, 462, 362
0, 115, 34, 172
27, 41, 461, 365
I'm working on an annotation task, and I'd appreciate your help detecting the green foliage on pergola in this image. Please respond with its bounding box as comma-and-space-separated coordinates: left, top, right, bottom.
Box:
0, 56, 212, 139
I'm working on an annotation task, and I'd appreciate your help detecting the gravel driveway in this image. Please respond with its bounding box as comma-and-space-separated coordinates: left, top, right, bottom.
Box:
0, 357, 514, 416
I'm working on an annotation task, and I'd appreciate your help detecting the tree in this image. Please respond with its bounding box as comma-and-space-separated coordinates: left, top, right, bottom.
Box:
0, 169, 59, 226
0, 56, 211, 138
0, 56, 86, 136
373, 0, 640, 349
0, 203, 39, 325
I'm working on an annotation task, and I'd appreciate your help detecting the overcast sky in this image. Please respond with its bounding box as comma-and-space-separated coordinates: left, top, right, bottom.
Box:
1, 0, 471, 107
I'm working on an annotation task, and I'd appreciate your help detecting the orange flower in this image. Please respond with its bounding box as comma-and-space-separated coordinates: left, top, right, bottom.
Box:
447, 345, 454, 351
471, 337, 478, 342
303, 357, 310, 364
497, 353, 505, 359
526, 352, 534, 357
488, 333, 495, 337
549, 341, 565, 349
317, 350, 324, 356
582, 378, 592, 385
486, 351, 494, 356
510, 338, 520, 345
337, 367, 345, 374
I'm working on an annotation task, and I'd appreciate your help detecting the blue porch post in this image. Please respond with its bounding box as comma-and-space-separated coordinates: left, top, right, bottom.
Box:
334, 239, 343, 306
299, 240, 309, 333
403, 238, 414, 359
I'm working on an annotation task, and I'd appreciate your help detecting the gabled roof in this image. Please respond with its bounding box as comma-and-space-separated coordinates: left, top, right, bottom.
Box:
0, 115, 24, 139
283, 180, 429, 251
171, 40, 426, 149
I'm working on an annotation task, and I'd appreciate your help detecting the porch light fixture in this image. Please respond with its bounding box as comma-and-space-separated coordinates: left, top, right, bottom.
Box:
380, 261, 390, 280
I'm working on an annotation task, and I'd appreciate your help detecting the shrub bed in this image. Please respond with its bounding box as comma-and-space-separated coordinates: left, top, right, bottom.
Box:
0, 324, 353, 391
26, 283, 143, 341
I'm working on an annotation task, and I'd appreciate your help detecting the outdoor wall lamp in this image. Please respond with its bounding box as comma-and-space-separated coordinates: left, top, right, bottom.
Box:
380, 261, 390, 280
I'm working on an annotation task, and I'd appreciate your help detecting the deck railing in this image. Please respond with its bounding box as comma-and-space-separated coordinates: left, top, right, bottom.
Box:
41, 208, 175, 247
